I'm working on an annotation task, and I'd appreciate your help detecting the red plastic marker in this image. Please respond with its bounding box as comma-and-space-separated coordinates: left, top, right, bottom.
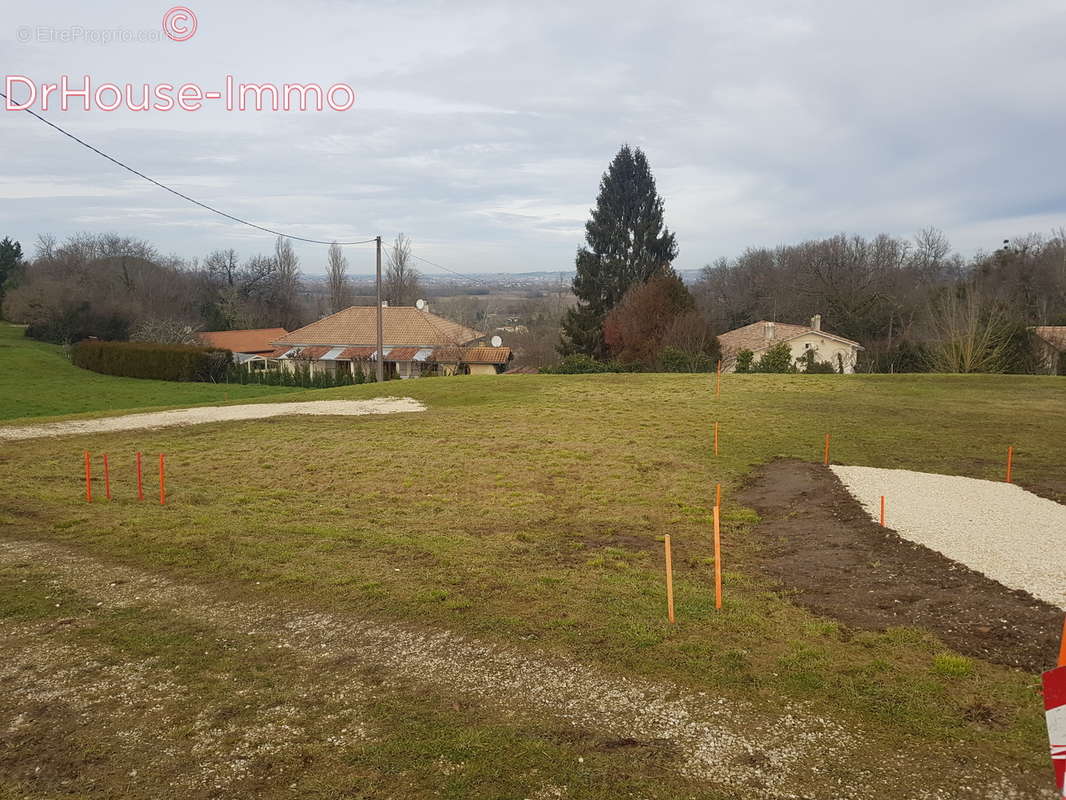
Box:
136, 452, 144, 500
1006, 446, 1014, 484
159, 453, 166, 506
823, 433, 831, 466
880, 495, 885, 527
1041, 657, 1066, 796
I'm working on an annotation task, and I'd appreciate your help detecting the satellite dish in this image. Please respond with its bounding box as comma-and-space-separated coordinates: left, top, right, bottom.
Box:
490, 335, 502, 347
415, 299, 426, 310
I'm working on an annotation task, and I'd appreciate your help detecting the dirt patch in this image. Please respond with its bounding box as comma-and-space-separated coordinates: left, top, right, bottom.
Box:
738, 459, 1063, 673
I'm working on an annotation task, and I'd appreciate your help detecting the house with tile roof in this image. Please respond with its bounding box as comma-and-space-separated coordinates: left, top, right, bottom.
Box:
197, 328, 288, 365
718, 315, 863, 373
270, 304, 512, 379
1031, 326, 1066, 375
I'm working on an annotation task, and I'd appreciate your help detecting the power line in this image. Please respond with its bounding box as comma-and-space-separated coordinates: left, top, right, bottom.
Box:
408, 252, 495, 287
0, 89, 377, 246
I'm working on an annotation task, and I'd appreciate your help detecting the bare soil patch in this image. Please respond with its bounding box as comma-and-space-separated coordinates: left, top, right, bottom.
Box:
738, 459, 1063, 673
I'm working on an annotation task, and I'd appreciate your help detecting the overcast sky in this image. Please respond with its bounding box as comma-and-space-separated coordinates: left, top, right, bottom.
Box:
3, 1, 1065, 275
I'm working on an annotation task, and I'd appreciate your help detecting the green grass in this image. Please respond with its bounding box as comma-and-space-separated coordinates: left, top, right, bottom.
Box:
0, 322, 295, 421
1, 344, 1064, 795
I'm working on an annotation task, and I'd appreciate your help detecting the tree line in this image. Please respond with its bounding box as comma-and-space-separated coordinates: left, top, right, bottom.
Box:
556, 144, 1065, 374
691, 229, 1066, 372
0, 232, 424, 344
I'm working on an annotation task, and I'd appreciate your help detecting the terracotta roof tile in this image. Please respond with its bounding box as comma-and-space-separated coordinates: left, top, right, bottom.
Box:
292, 345, 330, 359
274, 306, 483, 348
386, 347, 420, 361
198, 328, 288, 354
338, 346, 376, 360
462, 347, 512, 364
433, 346, 512, 364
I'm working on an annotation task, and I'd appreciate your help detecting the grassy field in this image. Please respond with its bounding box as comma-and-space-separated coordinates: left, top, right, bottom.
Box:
0, 322, 295, 421
1, 336, 1064, 797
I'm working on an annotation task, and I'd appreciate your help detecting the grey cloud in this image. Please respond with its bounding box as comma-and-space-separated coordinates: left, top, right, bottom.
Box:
1, 0, 1063, 272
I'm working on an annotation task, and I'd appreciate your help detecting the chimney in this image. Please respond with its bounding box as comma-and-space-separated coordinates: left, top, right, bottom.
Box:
811, 314, 821, 331
764, 321, 775, 340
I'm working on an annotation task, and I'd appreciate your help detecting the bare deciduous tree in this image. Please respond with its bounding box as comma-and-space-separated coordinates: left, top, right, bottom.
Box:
926, 287, 1012, 373
384, 233, 422, 307
129, 318, 202, 344
273, 237, 302, 329
326, 241, 352, 314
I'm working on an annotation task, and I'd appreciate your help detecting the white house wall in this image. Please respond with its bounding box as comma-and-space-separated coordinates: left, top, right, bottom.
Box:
726, 332, 860, 373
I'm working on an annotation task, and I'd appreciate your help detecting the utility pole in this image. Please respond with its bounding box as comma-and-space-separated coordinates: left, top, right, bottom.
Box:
375, 235, 384, 383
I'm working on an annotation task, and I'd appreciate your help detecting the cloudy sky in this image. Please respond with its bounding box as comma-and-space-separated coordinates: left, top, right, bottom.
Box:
2, 1, 1065, 275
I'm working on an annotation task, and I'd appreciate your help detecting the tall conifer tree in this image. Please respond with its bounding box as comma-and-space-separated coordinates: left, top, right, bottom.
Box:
560, 145, 677, 358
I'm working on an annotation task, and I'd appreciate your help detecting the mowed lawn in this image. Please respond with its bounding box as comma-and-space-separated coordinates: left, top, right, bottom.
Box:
1, 341, 1065, 797
0, 322, 295, 421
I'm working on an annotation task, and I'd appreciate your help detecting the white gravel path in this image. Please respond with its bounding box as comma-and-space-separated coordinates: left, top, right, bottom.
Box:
831, 466, 1066, 609
0, 398, 426, 440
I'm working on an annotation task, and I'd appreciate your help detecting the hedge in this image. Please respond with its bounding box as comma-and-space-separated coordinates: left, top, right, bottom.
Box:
72, 340, 232, 382
228, 360, 378, 388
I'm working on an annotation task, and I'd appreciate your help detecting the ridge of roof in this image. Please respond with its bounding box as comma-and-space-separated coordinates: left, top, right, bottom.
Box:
274, 306, 484, 348
718, 320, 863, 352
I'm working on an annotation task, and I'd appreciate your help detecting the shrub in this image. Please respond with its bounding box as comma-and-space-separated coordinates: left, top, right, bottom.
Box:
227, 360, 371, 388
734, 349, 754, 373
540, 354, 615, 374
26, 306, 130, 345
799, 349, 836, 374
72, 340, 231, 382
657, 346, 715, 373
752, 342, 797, 373
539, 354, 640, 374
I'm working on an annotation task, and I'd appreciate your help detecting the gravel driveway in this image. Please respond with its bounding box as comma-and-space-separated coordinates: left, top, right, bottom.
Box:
0, 398, 426, 440
831, 466, 1066, 609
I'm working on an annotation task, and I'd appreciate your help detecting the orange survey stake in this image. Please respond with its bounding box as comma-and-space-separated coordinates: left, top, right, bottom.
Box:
664, 535, 675, 624
713, 505, 722, 610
